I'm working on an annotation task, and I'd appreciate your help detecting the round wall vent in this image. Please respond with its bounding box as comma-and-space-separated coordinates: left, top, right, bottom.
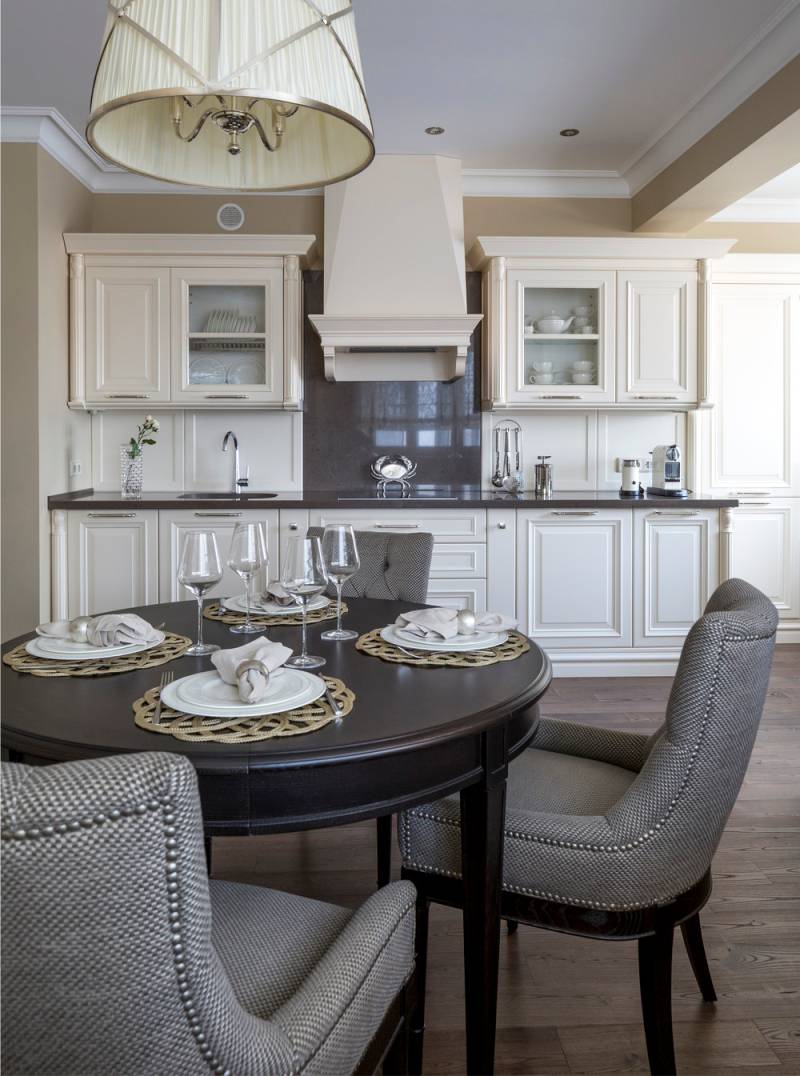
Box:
217, 203, 245, 231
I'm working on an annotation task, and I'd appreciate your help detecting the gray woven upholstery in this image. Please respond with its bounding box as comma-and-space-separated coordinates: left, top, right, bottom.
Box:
307, 527, 434, 603
1, 752, 416, 1075
400, 579, 778, 911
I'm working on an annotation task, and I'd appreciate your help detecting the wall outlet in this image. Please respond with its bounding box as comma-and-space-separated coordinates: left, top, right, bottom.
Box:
69, 460, 82, 478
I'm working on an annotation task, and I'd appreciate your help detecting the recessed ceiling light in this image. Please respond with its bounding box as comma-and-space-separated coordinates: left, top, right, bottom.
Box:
560, 128, 580, 137
425, 126, 445, 136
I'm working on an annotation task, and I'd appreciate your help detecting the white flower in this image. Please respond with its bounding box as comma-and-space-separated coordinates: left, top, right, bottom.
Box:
144, 414, 153, 423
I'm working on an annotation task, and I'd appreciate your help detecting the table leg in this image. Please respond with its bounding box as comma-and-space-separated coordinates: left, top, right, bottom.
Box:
460, 727, 508, 1075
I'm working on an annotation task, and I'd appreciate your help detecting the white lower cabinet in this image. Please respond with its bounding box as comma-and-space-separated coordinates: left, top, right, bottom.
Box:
158, 509, 279, 602
426, 579, 487, 612
66, 510, 158, 617
729, 500, 800, 623
634, 509, 718, 648
516, 509, 632, 649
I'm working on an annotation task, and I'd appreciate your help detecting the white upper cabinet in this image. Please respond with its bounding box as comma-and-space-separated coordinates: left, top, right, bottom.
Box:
616, 270, 697, 404
471, 236, 733, 411
705, 282, 800, 495
84, 267, 171, 404
65, 234, 315, 411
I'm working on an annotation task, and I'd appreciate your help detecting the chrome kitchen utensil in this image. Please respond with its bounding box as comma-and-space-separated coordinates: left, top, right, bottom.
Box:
534, 455, 553, 497
491, 420, 523, 490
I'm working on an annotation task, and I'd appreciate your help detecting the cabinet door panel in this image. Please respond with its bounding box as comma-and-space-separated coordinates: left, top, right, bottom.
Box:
159, 510, 279, 602
86, 268, 170, 402
516, 510, 631, 648
729, 501, 798, 619
67, 511, 158, 617
426, 580, 487, 613
634, 510, 717, 646
617, 270, 696, 403
308, 509, 486, 542
707, 285, 799, 494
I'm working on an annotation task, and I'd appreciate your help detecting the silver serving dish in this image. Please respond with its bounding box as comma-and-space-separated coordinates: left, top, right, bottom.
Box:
371, 454, 417, 493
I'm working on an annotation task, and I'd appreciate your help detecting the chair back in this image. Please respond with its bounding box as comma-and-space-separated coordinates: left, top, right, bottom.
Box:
1, 752, 291, 1075
307, 527, 434, 603
607, 579, 778, 902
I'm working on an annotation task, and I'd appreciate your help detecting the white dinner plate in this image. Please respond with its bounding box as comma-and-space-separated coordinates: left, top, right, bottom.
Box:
380, 623, 507, 653
221, 594, 329, 616
162, 668, 325, 718
26, 632, 166, 662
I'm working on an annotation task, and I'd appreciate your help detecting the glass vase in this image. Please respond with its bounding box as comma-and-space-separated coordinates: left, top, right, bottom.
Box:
120, 446, 143, 499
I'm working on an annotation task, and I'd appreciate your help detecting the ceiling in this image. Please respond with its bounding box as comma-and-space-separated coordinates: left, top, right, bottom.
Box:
1, 0, 798, 190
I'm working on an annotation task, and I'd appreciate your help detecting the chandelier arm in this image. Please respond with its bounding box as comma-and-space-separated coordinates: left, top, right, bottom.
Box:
174, 108, 216, 143
249, 114, 279, 152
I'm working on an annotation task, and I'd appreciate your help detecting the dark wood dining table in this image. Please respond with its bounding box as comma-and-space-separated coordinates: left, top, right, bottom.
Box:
2, 597, 552, 1074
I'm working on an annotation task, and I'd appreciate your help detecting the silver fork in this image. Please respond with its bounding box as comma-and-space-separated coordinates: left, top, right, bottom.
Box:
153, 670, 174, 726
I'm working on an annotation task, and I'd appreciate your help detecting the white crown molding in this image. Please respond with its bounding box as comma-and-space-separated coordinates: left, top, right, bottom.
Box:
622, 0, 800, 196
709, 197, 800, 222
469, 235, 737, 268
461, 168, 629, 199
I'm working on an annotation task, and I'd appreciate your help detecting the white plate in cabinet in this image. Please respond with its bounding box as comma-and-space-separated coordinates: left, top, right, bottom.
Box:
308, 509, 487, 542
729, 500, 799, 621
616, 270, 697, 405
505, 269, 615, 407
158, 509, 279, 602
84, 268, 171, 404
516, 509, 632, 648
426, 580, 487, 613
67, 510, 159, 618
634, 509, 717, 648
171, 267, 284, 405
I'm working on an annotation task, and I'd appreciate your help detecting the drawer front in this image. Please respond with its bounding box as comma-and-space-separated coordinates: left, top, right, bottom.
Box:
430, 543, 486, 579
426, 579, 488, 613
308, 508, 487, 542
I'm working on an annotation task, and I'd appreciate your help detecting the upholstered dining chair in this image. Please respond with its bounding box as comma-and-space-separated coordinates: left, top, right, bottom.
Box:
307, 527, 434, 604
397, 578, 778, 1076
1, 751, 417, 1076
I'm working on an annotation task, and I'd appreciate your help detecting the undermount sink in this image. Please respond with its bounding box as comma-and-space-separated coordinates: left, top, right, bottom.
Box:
177, 492, 278, 500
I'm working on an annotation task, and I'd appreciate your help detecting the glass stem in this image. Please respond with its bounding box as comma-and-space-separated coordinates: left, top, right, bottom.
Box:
301, 601, 308, 659
196, 594, 204, 648
244, 574, 251, 629
336, 581, 343, 633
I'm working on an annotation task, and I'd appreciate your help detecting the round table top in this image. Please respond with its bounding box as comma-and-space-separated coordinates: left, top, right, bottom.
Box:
2, 598, 551, 773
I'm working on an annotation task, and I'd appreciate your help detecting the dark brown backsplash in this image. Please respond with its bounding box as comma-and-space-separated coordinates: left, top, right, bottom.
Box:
302, 271, 483, 489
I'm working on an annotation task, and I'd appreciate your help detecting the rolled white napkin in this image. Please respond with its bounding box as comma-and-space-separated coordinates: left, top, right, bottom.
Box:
395, 607, 517, 641
211, 636, 293, 703
259, 582, 298, 608
38, 613, 161, 648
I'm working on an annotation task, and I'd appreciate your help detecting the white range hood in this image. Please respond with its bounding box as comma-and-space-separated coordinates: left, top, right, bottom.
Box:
309, 155, 481, 382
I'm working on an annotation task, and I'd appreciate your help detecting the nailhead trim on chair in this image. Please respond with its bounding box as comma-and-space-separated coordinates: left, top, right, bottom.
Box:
2, 797, 231, 1076
401, 635, 743, 912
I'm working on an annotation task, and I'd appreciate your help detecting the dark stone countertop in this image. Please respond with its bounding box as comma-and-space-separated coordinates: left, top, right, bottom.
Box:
49, 487, 739, 510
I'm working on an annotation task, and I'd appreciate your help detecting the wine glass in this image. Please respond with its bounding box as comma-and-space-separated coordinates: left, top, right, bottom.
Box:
281, 536, 327, 669
178, 531, 223, 656
320, 524, 360, 641
227, 522, 268, 635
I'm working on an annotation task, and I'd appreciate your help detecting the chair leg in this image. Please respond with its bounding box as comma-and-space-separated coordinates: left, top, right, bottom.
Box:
382, 988, 411, 1075
506, 919, 519, 936
680, 914, 717, 1003
377, 815, 393, 888
408, 895, 430, 1076
638, 926, 676, 1076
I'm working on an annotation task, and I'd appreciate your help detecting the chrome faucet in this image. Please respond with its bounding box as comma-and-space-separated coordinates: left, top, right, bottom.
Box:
222, 430, 248, 494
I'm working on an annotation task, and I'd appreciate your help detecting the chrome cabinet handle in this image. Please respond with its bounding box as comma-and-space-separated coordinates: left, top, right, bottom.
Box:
88, 512, 137, 518
193, 511, 243, 518
104, 393, 152, 399
735, 490, 772, 496
497, 521, 507, 530
648, 511, 699, 517
373, 522, 421, 529
204, 394, 250, 399
540, 394, 582, 400
549, 510, 598, 516
289, 523, 299, 531
632, 395, 679, 400
737, 501, 771, 507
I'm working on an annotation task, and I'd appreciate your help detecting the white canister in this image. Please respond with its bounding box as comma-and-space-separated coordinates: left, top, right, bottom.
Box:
621, 458, 641, 495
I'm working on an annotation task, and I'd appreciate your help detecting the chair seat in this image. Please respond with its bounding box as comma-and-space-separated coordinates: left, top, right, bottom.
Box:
399, 746, 637, 893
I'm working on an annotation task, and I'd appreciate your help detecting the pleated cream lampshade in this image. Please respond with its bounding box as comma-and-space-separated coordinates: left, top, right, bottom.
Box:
87, 0, 374, 190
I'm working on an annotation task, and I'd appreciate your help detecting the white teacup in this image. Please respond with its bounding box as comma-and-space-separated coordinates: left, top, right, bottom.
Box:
572, 359, 594, 372
533, 360, 553, 372
574, 306, 592, 317
572, 371, 593, 384
530, 372, 554, 384
580, 325, 595, 334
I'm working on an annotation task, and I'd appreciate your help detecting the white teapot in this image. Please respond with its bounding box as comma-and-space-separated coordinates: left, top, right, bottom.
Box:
533, 311, 574, 334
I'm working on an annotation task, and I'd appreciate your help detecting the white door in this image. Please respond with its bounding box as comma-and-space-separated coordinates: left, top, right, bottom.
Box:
85, 267, 170, 404
171, 267, 284, 405
516, 509, 632, 648
634, 509, 718, 647
159, 510, 279, 602
729, 499, 799, 621
67, 510, 159, 617
706, 284, 800, 495
505, 269, 616, 406
617, 270, 697, 404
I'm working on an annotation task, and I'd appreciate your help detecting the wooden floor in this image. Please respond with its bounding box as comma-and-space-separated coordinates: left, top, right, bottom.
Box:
213, 644, 800, 1076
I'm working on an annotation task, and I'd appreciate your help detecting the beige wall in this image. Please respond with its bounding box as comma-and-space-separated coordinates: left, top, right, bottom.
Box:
464, 197, 631, 247
36, 148, 93, 623
688, 220, 800, 253
1, 145, 40, 638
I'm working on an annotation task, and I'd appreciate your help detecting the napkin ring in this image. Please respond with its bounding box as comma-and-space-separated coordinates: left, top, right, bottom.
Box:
235, 659, 270, 681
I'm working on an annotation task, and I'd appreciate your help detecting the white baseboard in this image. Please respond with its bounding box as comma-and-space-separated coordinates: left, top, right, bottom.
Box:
776, 621, 800, 645
546, 647, 681, 678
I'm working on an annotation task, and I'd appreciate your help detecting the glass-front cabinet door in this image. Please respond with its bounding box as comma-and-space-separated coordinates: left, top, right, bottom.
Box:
171, 267, 284, 404
506, 270, 615, 406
